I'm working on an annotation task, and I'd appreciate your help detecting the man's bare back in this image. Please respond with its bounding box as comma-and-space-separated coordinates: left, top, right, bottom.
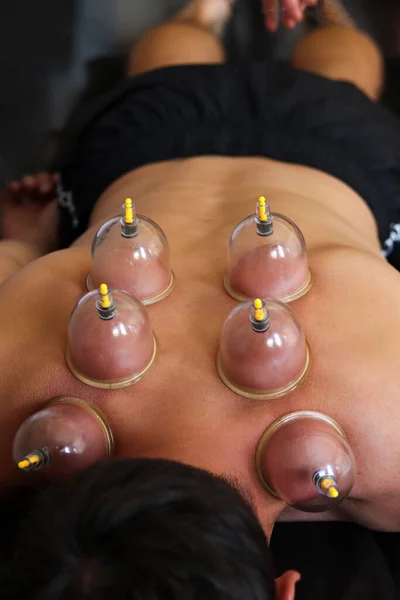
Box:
1, 155, 400, 538
4, 1, 400, 597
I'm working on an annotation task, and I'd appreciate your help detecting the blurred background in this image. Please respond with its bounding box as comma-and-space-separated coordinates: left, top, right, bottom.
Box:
0, 0, 398, 183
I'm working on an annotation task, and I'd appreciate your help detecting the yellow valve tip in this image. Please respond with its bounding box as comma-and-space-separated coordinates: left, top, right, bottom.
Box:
17, 454, 40, 470
124, 198, 134, 224
17, 459, 30, 470
253, 298, 266, 322
99, 283, 112, 309
320, 477, 339, 499
257, 196, 268, 222
321, 478, 334, 490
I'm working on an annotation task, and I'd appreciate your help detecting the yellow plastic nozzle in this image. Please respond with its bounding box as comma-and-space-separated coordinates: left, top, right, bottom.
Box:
320, 478, 334, 490
17, 459, 30, 470
320, 477, 339, 499
328, 487, 339, 499
99, 283, 111, 309
124, 198, 134, 224
258, 196, 267, 222
17, 453, 41, 470
253, 298, 266, 322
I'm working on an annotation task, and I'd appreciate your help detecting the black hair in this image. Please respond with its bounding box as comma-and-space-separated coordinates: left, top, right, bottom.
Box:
0, 458, 276, 600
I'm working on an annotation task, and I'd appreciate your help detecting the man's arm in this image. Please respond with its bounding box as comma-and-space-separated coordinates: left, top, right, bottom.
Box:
0, 239, 43, 285
0, 175, 60, 285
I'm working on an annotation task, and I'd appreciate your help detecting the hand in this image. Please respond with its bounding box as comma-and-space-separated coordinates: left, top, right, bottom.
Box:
262, 0, 318, 32
0, 173, 59, 253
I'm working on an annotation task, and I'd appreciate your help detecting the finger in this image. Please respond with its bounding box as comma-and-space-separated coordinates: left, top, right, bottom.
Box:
7, 181, 22, 193
21, 175, 37, 190
300, 0, 317, 10
281, 0, 303, 22
285, 17, 297, 28
37, 172, 53, 195
6, 182, 25, 206
263, 0, 278, 32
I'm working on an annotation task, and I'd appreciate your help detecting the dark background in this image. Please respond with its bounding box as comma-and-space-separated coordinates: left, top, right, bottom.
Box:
0, 0, 398, 182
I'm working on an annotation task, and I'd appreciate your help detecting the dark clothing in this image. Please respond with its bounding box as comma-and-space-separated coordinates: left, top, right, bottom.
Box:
58, 62, 400, 268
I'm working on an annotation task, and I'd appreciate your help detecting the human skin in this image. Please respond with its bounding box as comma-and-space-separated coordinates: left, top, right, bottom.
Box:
0, 154, 400, 540
262, 0, 318, 31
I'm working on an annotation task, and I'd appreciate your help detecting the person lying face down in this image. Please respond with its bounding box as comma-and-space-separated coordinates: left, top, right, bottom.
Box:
1, 0, 400, 597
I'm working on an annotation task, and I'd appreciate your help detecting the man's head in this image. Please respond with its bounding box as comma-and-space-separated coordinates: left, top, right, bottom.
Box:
0, 458, 299, 599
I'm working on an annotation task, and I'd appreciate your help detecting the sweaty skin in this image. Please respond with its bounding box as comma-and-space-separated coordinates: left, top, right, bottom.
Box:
1, 155, 400, 539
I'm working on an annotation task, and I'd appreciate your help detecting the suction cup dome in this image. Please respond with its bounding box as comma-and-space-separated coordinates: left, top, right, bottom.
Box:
66, 284, 156, 389
256, 411, 356, 512
225, 197, 311, 303
88, 199, 174, 305
217, 298, 310, 400
13, 398, 114, 480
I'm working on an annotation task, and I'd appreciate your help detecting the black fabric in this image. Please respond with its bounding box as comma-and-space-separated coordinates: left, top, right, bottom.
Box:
58, 62, 400, 269
271, 522, 400, 599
